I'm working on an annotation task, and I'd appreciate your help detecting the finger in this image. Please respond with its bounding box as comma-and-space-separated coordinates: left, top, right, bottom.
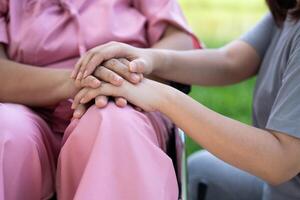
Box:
94, 66, 124, 86
76, 51, 94, 80
73, 104, 87, 119
81, 75, 101, 88
119, 58, 142, 83
129, 59, 147, 73
72, 88, 89, 109
80, 87, 104, 104
95, 96, 109, 108
74, 77, 82, 89
82, 53, 106, 79
118, 58, 130, 66
71, 56, 85, 78
74, 42, 133, 79
80, 82, 125, 103
104, 59, 141, 84
139, 74, 144, 80
115, 97, 127, 107
75, 52, 95, 80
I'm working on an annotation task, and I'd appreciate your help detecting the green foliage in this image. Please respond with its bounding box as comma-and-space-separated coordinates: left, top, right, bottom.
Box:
178, 0, 267, 156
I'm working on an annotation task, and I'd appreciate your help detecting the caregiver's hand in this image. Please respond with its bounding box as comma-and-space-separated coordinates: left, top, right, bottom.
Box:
71, 42, 156, 80
73, 79, 170, 112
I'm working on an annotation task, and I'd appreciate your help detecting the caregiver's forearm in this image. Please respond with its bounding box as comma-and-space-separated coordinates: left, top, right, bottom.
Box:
148, 26, 193, 82
159, 86, 300, 185
152, 40, 260, 86
0, 58, 75, 106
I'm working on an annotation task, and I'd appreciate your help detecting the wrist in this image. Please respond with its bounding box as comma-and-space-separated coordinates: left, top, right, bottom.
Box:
151, 50, 172, 76
155, 83, 178, 112
59, 70, 78, 100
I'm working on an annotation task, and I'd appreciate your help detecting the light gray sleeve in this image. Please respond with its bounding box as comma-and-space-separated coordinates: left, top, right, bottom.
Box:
266, 41, 300, 138
240, 13, 276, 58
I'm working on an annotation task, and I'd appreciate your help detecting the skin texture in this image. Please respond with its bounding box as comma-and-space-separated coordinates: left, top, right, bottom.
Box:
73, 40, 300, 186
0, 45, 76, 106
0, 44, 105, 107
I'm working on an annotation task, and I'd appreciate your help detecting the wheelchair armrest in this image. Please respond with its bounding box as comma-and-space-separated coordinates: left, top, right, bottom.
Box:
177, 129, 188, 200
166, 128, 188, 200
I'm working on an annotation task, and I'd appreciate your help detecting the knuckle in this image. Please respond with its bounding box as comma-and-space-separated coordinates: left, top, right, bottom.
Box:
88, 48, 98, 55
85, 77, 93, 86
78, 90, 86, 99
82, 51, 91, 57
85, 91, 92, 100
94, 66, 104, 76
106, 58, 118, 68
97, 66, 104, 72
108, 72, 116, 81
119, 58, 130, 66
122, 69, 131, 77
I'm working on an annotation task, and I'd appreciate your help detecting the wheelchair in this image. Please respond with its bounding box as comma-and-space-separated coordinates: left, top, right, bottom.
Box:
166, 128, 188, 200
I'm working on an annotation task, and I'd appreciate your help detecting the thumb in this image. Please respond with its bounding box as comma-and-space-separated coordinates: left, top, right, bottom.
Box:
129, 59, 149, 74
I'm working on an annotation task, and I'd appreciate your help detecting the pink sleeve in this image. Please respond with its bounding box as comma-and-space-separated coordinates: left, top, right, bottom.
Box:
0, 0, 8, 44
133, 0, 201, 47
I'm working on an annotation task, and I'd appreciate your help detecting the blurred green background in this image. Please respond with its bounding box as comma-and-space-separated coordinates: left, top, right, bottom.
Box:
178, 0, 268, 156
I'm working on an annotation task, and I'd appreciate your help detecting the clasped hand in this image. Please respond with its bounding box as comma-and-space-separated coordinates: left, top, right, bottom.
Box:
70, 42, 155, 118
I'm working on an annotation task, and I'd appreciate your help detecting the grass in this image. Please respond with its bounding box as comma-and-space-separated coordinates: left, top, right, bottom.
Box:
178, 0, 267, 156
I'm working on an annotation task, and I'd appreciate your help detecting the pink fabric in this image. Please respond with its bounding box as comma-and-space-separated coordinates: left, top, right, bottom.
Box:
0, 0, 192, 66
0, 103, 61, 200
0, 103, 178, 200
0, 0, 193, 199
57, 104, 178, 200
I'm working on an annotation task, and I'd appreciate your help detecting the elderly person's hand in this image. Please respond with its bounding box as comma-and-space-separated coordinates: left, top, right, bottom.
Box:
71, 57, 144, 119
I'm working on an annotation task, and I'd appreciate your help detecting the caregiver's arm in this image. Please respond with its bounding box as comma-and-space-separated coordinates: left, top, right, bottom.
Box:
152, 26, 260, 85
76, 79, 300, 186
73, 40, 260, 86
153, 40, 260, 85
0, 44, 77, 106
160, 85, 300, 185
146, 25, 193, 82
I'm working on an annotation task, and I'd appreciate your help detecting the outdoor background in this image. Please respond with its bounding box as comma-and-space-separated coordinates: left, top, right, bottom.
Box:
178, 0, 268, 156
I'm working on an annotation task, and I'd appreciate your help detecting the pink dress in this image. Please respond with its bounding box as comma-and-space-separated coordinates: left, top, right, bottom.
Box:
0, 0, 195, 199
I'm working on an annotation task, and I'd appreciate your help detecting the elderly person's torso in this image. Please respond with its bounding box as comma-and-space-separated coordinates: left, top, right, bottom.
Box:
0, 0, 189, 68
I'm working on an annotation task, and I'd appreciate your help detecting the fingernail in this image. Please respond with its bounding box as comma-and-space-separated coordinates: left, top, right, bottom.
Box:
131, 73, 140, 82
76, 72, 82, 80
114, 76, 123, 84
74, 110, 81, 118
94, 79, 101, 86
130, 62, 137, 72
